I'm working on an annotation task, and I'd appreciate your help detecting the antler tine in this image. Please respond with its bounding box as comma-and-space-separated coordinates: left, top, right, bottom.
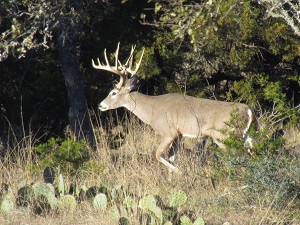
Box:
114, 42, 120, 70
103, 49, 110, 67
128, 48, 145, 75
124, 45, 136, 71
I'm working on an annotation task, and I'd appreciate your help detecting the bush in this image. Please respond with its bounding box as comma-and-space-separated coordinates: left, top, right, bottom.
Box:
34, 138, 90, 172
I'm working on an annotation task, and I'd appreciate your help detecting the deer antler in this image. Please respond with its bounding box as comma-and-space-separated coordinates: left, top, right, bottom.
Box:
123, 45, 145, 76
92, 43, 144, 89
92, 42, 126, 89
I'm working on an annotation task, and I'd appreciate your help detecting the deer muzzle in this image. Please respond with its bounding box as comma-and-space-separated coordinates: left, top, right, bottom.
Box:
99, 102, 109, 111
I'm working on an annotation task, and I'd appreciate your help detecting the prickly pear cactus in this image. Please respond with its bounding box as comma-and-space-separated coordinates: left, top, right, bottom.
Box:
58, 174, 65, 196
33, 195, 54, 215
146, 215, 157, 225
43, 167, 55, 184
119, 217, 130, 225
111, 185, 124, 203
32, 182, 57, 214
93, 193, 107, 212
193, 217, 205, 225
180, 215, 193, 225
179, 216, 205, 225
17, 185, 35, 207
1, 199, 14, 213
139, 195, 157, 213
57, 194, 77, 213
123, 196, 136, 210
99, 185, 112, 205
164, 221, 173, 225
139, 195, 163, 223
108, 205, 120, 221
0, 183, 14, 213
169, 190, 187, 208
32, 182, 55, 197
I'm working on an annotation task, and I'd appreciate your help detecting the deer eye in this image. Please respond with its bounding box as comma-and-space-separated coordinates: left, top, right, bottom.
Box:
111, 91, 117, 96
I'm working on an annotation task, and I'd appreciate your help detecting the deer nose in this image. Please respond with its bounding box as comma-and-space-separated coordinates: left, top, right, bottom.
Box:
99, 102, 108, 111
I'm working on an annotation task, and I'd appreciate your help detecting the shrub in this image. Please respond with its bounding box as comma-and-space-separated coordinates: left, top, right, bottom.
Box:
33, 138, 90, 172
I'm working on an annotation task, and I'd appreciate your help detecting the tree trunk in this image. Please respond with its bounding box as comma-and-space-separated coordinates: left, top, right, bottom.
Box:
58, 17, 95, 147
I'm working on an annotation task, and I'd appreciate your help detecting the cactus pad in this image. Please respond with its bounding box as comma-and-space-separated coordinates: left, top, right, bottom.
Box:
43, 167, 55, 184
17, 185, 35, 207
57, 194, 77, 213
93, 193, 107, 211
169, 190, 187, 208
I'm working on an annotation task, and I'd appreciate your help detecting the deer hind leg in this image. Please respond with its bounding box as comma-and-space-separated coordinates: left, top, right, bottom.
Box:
168, 134, 183, 162
156, 135, 180, 173
211, 131, 226, 149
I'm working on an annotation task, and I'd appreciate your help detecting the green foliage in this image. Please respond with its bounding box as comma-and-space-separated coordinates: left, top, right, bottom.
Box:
229, 73, 288, 108
211, 155, 300, 210
150, 0, 299, 118
0, 0, 57, 60
229, 73, 300, 133
34, 138, 90, 172
32, 182, 55, 198
138, 47, 161, 80
245, 157, 300, 209
265, 22, 299, 61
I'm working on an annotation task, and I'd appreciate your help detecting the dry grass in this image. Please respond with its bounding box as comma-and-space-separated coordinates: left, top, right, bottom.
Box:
1, 113, 300, 225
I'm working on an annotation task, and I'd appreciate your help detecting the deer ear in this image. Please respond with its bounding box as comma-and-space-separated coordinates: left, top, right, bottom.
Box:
124, 75, 141, 92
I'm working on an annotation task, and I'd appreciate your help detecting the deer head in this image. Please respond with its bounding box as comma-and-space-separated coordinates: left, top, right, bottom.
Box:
92, 43, 144, 111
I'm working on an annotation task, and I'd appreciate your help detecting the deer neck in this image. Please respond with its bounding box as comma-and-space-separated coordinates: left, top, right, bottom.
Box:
123, 92, 156, 125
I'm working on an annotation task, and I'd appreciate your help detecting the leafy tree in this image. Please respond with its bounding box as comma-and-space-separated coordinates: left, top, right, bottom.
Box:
0, 0, 112, 146
259, 0, 300, 37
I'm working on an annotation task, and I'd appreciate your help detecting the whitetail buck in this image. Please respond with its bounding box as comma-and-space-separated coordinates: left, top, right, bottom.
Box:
92, 43, 255, 173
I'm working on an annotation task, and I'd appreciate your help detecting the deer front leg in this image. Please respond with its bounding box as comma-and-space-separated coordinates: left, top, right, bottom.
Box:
156, 135, 180, 173
168, 134, 183, 162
